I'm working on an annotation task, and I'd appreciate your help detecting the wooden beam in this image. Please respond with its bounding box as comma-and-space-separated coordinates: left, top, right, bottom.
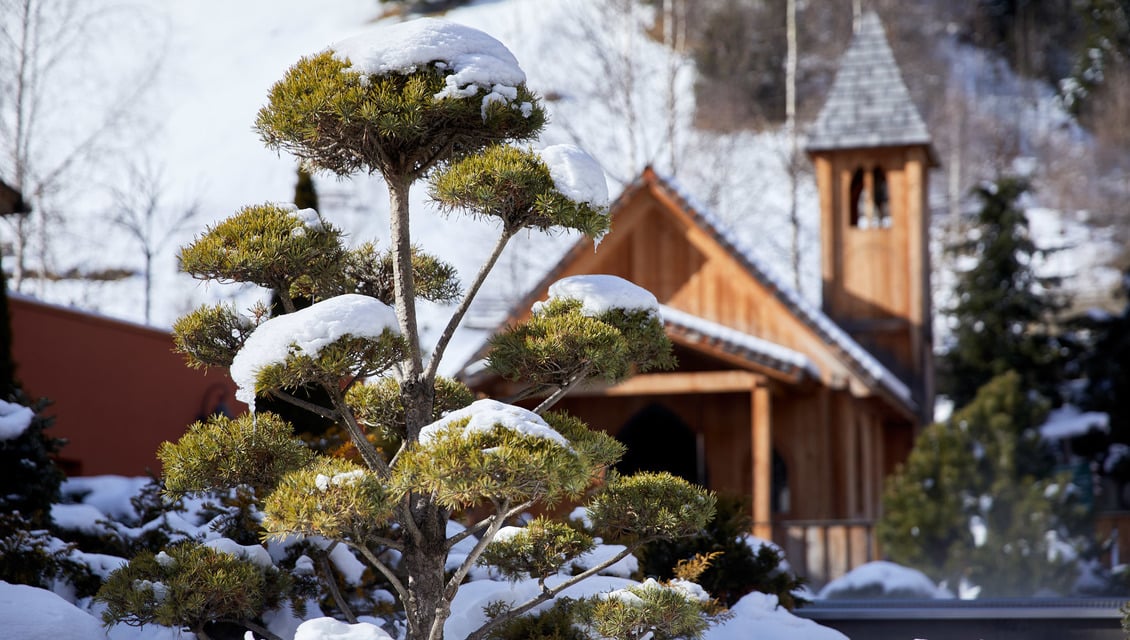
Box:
752, 381, 773, 540
570, 370, 762, 397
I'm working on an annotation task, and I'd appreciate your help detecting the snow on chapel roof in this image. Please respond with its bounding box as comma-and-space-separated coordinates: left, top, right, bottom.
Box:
805, 11, 933, 153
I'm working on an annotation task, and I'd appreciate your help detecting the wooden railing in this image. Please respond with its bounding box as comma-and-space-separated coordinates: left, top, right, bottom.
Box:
1094, 511, 1130, 566
760, 519, 877, 590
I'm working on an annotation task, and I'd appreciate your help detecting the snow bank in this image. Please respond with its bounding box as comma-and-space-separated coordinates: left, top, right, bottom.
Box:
532, 274, 660, 318
538, 144, 609, 207
330, 18, 529, 120
61, 476, 153, 521
418, 398, 571, 449
230, 294, 398, 411
817, 561, 952, 600
708, 592, 849, 640
294, 617, 393, 640
0, 581, 107, 640
0, 399, 34, 440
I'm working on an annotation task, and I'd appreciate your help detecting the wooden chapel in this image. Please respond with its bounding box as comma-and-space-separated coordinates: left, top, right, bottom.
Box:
462, 12, 936, 584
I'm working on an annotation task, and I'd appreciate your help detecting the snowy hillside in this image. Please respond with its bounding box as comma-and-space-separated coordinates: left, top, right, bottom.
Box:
13, 0, 820, 354
8, 0, 1119, 371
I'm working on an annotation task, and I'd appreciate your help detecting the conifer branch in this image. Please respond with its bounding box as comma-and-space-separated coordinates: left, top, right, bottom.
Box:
240, 620, 284, 640
322, 382, 390, 477
317, 546, 358, 624
388, 177, 423, 379
533, 364, 593, 414
271, 389, 338, 421
443, 499, 534, 600
465, 542, 650, 640
350, 540, 410, 605
425, 228, 515, 383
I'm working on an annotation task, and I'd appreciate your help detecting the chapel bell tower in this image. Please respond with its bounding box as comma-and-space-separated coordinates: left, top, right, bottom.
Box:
805, 12, 936, 421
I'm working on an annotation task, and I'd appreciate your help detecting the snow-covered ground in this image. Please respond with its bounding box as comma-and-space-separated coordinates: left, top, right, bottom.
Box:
0, 473, 849, 640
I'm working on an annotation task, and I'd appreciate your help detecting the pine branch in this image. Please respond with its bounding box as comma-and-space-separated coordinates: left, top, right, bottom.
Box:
424, 228, 515, 383
443, 499, 534, 600
317, 545, 357, 624
322, 382, 390, 478
533, 364, 593, 414
350, 540, 410, 606
240, 620, 284, 640
271, 389, 337, 421
465, 541, 652, 640
387, 176, 423, 379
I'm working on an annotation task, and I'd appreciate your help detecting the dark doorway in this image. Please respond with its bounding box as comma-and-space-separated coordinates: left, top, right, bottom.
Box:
614, 403, 703, 485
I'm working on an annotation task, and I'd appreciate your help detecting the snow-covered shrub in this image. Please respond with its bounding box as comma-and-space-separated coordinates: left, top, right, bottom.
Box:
98, 542, 293, 639
636, 495, 808, 608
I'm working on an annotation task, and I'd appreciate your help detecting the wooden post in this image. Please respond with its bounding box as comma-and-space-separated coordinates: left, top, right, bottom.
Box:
752, 380, 772, 540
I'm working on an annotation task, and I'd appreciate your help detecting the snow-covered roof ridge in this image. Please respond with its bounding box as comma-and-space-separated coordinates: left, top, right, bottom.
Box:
805, 11, 934, 155
643, 169, 916, 411
659, 305, 816, 378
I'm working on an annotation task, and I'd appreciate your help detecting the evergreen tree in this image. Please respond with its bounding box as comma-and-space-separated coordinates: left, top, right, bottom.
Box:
939, 176, 1069, 409
103, 19, 719, 640
879, 372, 1086, 596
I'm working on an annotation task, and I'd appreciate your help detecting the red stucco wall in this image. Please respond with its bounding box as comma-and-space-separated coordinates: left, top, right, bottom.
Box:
9, 296, 239, 476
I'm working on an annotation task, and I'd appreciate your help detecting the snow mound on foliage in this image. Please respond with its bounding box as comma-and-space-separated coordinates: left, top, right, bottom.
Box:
230, 294, 398, 412
418, 398, 570, 449
532, 274, 660, 318
330, 17, 528, 116
0, 399, 34, 440
0, 582, 107, 640
817, 561, 952, 600
538, 144, 609, 206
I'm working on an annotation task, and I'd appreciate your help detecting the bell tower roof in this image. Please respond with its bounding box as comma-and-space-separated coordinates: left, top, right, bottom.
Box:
806, 12, 934, 156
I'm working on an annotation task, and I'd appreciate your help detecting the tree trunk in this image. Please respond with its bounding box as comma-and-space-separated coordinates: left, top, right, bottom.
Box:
402, 499, 450, 640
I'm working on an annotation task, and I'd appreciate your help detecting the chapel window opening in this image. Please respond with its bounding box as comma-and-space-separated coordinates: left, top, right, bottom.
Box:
848, 165, 892, 230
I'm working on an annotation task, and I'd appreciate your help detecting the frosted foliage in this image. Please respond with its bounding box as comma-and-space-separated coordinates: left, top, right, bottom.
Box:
532, 274, 660, 318
204, 538, 275, 569
418, 398, 571, 449
294, 617, 394, 640
538, 144, 609, 207
290, 206, 325, 234
0, 399, 34, 441
230, 294, 399, 411
330, 18, 527, 118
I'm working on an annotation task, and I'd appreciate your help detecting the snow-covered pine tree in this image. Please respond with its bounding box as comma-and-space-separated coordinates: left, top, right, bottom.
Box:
939, 176, 1069, 410
100, 18, 719, 640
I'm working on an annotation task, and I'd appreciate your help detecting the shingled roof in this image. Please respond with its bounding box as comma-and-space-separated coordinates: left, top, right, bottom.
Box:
805, 11, 933, 153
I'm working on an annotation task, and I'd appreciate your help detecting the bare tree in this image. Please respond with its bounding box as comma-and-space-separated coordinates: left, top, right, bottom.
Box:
109, 160, 198, 324
0, 0, 165, 293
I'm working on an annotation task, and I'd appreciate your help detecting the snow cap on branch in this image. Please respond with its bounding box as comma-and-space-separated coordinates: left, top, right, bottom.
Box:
330, 18, 528, 117
537, 144, 610, 207
0, 399, 34, 441
419, 398, 571, 449
230, 294, 399, 411
532, 274, 661, 318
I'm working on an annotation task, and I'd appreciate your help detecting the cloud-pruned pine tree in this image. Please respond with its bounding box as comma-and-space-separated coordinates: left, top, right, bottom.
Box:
98, 18, 719, 640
